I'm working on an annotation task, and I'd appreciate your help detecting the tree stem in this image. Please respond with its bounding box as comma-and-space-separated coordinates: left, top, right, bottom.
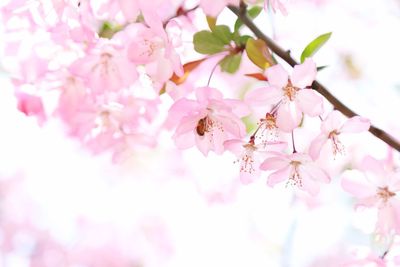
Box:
228, 5, 400, 152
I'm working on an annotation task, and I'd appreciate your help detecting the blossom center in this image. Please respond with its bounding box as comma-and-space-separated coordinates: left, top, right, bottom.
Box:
283, 81, 299, 101
288, 160, 302, 186
196, 115, 222, 137
377, 186, 396, 203
238, 143, 257, 174
328, 130, 344, 156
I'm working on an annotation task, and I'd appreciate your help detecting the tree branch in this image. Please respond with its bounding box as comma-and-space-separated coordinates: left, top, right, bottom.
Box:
228, 5, 400, 152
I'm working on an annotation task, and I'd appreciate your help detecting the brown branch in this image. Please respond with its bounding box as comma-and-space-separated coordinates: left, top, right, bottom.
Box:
228, 5, 400, 152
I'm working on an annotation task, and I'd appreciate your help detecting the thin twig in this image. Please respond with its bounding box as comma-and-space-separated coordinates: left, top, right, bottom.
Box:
228, 5, 400, 152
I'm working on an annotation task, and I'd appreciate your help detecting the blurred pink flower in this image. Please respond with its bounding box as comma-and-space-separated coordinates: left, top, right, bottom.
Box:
342, 156, 400, 235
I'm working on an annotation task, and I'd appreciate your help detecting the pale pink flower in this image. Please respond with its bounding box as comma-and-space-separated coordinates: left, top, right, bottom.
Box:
225, 137, 286, 184
309, 110, 370, 160
342, 156, 400, 235
69, 44, 138, 95
245, 59, 324, 132
166, 87, 249, 156
260, 152, 330, 195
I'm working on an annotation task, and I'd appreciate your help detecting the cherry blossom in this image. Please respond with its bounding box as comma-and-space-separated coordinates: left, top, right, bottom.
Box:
309, 110, 370, 160
166, 87, 249, 156
342, 156, 400, 235
224, 137, 286, 184
260, 152, 331, 195
245, 59, 324, 132
69, 43, 138, 95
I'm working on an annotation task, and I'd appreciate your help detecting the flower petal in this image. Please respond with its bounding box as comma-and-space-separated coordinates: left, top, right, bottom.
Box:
304, 164, 330, 183
340, 116, 370, 133
341, 170, 376, 198
291, 58, 317, 88
321, 110, 343, 133
360, 156, 386, 187
245, 86, 283, 106
265, 64, 289, 88
298, 169, 320, 196
295, 89, 323, 116
276, 102, 302, 132
260, 155, 289, 171
309, 133, 328, 160
267, 166, 291, 187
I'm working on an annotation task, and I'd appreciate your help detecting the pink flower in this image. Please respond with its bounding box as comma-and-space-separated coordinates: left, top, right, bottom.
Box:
166, 87, 249, 156
225, 137, 286, 184
245, 59, 324, 132
260, 152, 330, 195
309, 110, 370, 160
69, 44, 138, 95
342, 156, 400, 235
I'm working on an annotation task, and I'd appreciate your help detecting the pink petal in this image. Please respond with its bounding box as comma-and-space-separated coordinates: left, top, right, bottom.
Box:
303, 164, 330, 183
276, 102, 302, 132
199, 0, 228, 16
291, 58, 317, 88
355, 196, 379, 208
267, 166, 291, 187
240, 168, 260, 184
174, 131, 195, 149
309, 133, 328, 160
340, 116, 370, 133
223, 139, 244, 155
289, 152, 312, 162
223, 99, 250, 117
211, 128, 227, 154
245, 86, 283, 106
360, 156, 386, 187
260, 155, 289, 171
166, 98, 200, 128
388, 173, 400, 192
295, 89, 323, 116
298, 170, 320, 196
265, 64, 289, 88
389, 198, 400, 234
195, 135, 211, 156
341, 170, 376, 198
118, 0, 140, 21
195, 87, 223, 103
321, 110, 343, 133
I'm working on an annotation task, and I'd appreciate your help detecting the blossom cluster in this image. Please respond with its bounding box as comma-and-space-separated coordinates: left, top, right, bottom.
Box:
2, 0, 400, 265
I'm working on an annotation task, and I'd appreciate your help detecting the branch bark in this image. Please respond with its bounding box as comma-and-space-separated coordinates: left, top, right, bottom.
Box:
228, 5, 400, 152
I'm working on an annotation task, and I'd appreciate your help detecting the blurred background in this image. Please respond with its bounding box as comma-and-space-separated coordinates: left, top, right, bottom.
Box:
1, 0, 400, 266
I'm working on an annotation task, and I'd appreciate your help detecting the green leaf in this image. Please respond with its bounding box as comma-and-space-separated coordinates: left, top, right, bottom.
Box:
220, 54, 242, 74
300, 32, 332, 63
193, 30, 226, 55
245, 38, 272, 70
212, 25, 233, 45
234, 6, 263, 32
